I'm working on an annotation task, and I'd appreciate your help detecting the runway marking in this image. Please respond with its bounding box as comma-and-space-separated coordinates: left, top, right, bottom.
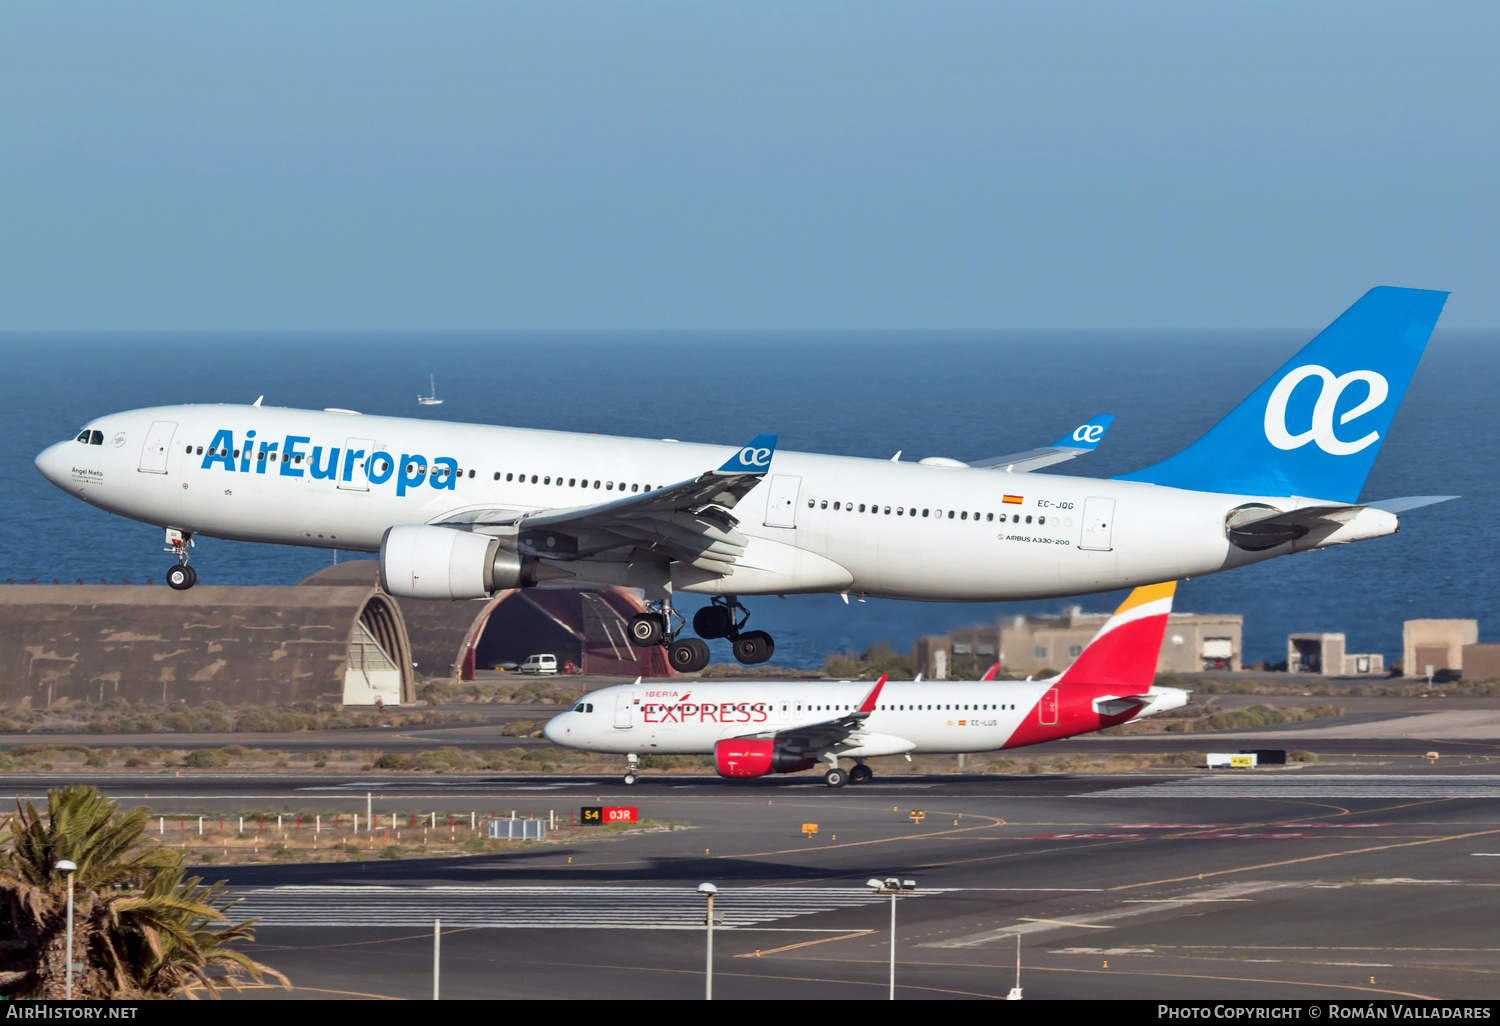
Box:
735, 931, 875, 957
925, 880, 1297, 948
698, 813, 1009, 863
1106, 826, 1500, 892
230, 884, 944, 930
1120, 898, 1252, 903
1081, 775, 1500, 799
789, 956, 1439, 1001
444, 955, 1008, 999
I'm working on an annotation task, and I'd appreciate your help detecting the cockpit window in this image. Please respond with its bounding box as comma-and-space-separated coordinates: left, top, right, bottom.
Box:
89, 431, 103, 445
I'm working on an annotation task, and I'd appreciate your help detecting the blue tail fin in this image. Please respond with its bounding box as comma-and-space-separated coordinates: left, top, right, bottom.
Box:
1116, 287, 1448, 503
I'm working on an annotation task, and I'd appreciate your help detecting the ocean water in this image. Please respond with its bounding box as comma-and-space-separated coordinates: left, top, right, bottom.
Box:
1, 328, 1491, 669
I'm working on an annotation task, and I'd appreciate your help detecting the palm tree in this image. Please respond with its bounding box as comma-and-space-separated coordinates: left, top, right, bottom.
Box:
0, 784, 288, 999
126, 867, 289, 999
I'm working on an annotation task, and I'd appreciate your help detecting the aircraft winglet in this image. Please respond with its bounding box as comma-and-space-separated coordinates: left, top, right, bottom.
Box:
1050, 415, 1113, 450
715, 434, 778, 475
969, 414, 1114, 472
857, 674, 888, 714
980, 663, 1001, 681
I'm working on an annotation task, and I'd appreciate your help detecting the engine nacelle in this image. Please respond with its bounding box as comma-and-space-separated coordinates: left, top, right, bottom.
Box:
379, 524, 539, 600
714, 739, 816, 778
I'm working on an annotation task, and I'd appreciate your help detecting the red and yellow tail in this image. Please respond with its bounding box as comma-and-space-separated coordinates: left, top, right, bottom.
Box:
1054, 581, 1176, 689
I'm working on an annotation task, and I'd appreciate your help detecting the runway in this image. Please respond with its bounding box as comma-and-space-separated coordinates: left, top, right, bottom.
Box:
27, 766, 1493, 1000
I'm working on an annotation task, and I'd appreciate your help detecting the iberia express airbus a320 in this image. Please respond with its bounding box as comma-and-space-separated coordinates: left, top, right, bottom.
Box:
543, 582, 1189, 786
35, 288, 1452, 672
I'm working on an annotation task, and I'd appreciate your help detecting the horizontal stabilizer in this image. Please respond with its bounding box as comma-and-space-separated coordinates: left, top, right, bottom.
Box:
969, 415, 1114, 472
1226, 501, 1410, 551
1365, 495, 1459, 515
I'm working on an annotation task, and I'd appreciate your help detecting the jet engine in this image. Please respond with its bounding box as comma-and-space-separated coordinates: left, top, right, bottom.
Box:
714, 739, 816, 778
379, 524, 552, 600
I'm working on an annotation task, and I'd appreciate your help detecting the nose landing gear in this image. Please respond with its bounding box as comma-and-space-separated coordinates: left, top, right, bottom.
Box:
164, 529, 197, 591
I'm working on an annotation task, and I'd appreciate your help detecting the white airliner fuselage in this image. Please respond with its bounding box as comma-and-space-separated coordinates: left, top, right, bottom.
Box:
544, 581, 1191, 786
32, 287, 1452, 670
34, 402, 1391, 601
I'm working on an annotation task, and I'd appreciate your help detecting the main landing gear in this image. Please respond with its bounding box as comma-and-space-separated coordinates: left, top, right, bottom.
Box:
164, 529, 198, 591
693, 596, 775, 665
627, 595, 775, 672
627, 596, 712, 674
821, 758, 874, 788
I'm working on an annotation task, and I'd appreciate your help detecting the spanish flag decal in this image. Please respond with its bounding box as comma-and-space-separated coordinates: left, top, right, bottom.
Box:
1002, 495, 1024, 505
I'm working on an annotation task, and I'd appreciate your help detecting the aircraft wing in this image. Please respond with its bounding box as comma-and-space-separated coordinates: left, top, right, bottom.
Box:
731, 676, 889, 749
434, 434, 777, 575
968, 415, 1113, 472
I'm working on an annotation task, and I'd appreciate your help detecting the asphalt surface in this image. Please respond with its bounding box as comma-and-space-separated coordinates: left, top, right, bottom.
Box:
7, 765, 1500, 1001
7, 695, 1500, 1001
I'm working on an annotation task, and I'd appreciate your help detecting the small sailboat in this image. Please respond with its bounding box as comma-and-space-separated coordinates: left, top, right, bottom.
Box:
417, 374, 443, 405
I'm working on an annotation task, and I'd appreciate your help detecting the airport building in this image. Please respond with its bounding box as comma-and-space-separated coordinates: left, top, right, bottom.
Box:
1287, 633, 1385, 675
915, 606, 1243, 679
300, 562, 669, 680
1403, 619, 1478, 679
0, 561, 668, 709
0, 579, 415, 708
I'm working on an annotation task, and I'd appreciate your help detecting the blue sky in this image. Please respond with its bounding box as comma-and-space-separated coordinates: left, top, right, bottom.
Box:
2, 2, 1496, 329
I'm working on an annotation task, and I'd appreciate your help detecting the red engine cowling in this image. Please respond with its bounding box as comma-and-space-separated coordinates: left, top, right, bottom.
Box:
715, 739, 816, 778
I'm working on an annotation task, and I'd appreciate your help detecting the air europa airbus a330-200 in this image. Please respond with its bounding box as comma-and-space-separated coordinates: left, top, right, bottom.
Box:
543, 582, 1190, 787
36, 287, 1454, 673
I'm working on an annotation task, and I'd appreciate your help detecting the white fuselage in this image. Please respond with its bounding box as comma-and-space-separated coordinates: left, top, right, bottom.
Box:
542, 678, 1189, 757
36, 404, 1396, 601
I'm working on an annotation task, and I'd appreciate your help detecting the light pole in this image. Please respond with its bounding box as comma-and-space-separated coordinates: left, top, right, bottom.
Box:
698, 883, 718, 1000
867, 877, 916, 1000
54, 860, 76, 1000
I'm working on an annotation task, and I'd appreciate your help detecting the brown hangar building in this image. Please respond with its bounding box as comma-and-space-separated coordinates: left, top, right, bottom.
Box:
299, 562, 671, 680
0, 562, 667, 709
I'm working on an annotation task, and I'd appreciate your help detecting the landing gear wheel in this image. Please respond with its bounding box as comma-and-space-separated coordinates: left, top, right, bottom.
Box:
692, 605, 733, 640
623, 773, 638, 786
849, 764, 873, 785
667, 638, 711, 673
628, 613, 665, 647
824, 767, 848, 788
166, 565, 196, 591
732, 630, 775, 665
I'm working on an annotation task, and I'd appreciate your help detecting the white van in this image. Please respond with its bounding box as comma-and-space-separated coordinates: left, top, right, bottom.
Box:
519, 653, 559, 675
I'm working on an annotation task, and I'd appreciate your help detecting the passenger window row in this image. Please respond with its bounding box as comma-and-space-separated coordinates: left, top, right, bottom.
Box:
490, 473, 653, 493
797, 702, 1019, 711
805, 498, 1048, 525
182, 446, 671, 490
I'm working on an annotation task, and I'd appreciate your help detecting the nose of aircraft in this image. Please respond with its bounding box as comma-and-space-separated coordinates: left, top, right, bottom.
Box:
34, 441, 70, 487
542, 713, 566, 744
